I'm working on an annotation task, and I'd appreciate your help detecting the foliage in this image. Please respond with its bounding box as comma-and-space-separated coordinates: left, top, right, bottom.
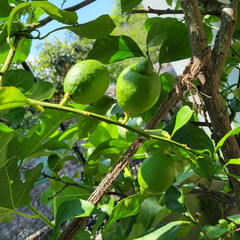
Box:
0, 0, 240, 240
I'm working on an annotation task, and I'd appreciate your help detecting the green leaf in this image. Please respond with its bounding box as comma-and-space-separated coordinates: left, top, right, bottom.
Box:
0, 0, 12, 18
0, 29, 8, 50
0, 86, 30, 110
18, 109, 78, 160
171, 106, 193, 137
188, 151, 215, 179
227, 214, 240, 224
0, 162, 43, 223
0, 123, 17, 169
50, 178, 90, 212
8, 1, 78, 36
146, 18, 192, 64
51, 199, 96, 240
88, 139, 128, 162
203, 224, 228, 239
134, 221, 190, 240
25, 81, 54, 101
2, 69, 34, 92
105, 194, 148, 229
187, 123, 214, 154
121, 0, 142, 13
223, 158, 240, 169
215, 125, 240, 153
77, 95, 115, 139
0, 38, 32, 64
135, 196, 162, 230
67, 15, 115, 39
164, 185, 187, 213
0, 107, 25, 126
87, 35, 144, 64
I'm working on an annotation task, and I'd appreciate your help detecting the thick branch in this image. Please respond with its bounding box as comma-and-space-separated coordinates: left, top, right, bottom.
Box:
59, 54, 211, 240
180, 0, 209, 59
180, 0, 240, 209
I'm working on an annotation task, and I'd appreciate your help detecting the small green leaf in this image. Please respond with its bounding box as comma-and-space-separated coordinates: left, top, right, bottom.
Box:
67, 15, 115, 39
0, 38, 32, 64
0, 0, 12, 18
223, 158, 240, 169
203, 224, 228, 239
135, 196, 162, 230
105, 194, 148, 229
0, 107, 25, 126
215, 125, 240, 153
2, 69, 34, 92
87, 35, 144, 64
25, 81, 54, 101
8, 1, 77, 36
171, 106, 193, 137
227, 214, 240, 224
0, 86, 30, 110
0, 29, 8, 50
51, 199, 96, 240
77, 95, 115, 139
50, 177, 90, 212
164, 185, 187, 213
134, 221, 191, 240
120, 0, 142, 13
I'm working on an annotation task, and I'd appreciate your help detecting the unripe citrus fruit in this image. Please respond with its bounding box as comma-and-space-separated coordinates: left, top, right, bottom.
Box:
138, 150, 175, 194
47, 154, 64, 173
63, 60, 110, 104
116, 59, 161, 116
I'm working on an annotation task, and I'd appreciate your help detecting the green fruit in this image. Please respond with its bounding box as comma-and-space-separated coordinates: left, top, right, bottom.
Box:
138, 150, 175, 194
64, 60, 110, 104
47, 154, 64, 173
116, 59, 161, 116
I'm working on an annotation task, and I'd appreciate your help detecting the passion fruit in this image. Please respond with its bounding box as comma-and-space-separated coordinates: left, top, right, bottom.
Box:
62, 60, 110, 105
116, 59, 161, 117
138, 150, 175, 194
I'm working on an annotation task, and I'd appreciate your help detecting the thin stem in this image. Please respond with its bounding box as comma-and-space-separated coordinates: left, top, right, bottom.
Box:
27, 204, 55, 229
0, 48, 15, 86
37, 26, 70, 40
0, 36, 23, 86
14, 209, 39, 219
28, 98, 209, 158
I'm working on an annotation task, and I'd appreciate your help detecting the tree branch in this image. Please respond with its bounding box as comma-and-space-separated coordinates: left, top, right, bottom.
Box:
30, 0, 96, 29
189, 183, 236, 205
132, 6, 220, 16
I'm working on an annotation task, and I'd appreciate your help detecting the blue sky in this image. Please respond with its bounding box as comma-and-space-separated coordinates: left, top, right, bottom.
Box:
29, 0, 116, 57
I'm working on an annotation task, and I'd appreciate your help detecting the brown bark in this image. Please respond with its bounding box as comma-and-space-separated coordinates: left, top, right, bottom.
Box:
180, 0, 240, 208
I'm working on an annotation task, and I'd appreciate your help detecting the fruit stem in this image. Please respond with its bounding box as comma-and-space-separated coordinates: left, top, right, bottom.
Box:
60, 93, 71, 106
122, 113, 130, 125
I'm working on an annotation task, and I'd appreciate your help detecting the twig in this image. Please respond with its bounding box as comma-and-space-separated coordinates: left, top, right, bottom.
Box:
42, 172, 92, 192
132, 6, 220, 16
30, 0, 96, 29
189, 183, 236, 205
